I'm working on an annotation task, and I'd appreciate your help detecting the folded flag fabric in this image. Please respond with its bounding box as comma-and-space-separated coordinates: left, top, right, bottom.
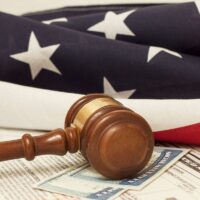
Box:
0, 2, 200, 144
1, 81, 200, 145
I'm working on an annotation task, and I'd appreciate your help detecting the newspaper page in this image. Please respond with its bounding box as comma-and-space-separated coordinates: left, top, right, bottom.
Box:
34, 147, 189, 200
0, 128, 86, 200
0, 128, 198, 200
115, 144, 200, 200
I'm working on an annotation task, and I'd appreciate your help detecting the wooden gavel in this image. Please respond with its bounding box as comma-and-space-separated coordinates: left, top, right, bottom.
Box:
0, 94, 154, 179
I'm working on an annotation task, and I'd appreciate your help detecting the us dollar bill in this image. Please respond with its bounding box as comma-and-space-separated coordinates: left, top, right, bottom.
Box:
34, 147, 189, 200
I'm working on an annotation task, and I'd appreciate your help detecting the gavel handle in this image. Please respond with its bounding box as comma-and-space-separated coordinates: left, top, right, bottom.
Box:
0, 127, 79, 162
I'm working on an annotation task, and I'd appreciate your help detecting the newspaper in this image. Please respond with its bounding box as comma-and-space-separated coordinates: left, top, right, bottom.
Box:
34, 147, 189, 200
0, 128, 86, 200
115, 144, 200, 200
0, 128, 198, 200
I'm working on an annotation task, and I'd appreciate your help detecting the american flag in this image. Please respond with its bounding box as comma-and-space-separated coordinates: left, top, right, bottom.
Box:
0, 2, 200, 144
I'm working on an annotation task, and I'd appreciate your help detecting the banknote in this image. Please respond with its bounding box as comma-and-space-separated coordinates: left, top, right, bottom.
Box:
34, 147, 189, 200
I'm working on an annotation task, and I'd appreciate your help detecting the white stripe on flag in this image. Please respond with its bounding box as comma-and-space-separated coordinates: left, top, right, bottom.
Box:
0, 81, 200, 132
0, 0, 191, 15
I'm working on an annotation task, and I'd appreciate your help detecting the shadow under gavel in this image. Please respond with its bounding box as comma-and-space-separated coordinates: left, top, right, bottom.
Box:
0, 94, 154, 180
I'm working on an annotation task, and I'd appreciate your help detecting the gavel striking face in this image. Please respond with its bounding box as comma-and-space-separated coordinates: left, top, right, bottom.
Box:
0, 94, 154, 179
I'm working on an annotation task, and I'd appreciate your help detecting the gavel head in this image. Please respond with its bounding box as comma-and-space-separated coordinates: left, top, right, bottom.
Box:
65, 94, 154, 179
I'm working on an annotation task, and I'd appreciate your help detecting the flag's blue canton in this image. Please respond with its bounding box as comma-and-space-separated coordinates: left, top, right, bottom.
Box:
1, 2, 200, 99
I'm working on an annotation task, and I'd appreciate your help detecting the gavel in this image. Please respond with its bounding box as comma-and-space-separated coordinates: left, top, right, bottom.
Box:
0, 94, 154, 179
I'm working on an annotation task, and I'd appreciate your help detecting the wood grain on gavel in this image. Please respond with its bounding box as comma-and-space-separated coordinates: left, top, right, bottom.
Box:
0, 94, 154, 179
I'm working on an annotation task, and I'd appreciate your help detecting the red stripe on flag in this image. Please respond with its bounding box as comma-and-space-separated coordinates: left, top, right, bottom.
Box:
154, 123, 200, 145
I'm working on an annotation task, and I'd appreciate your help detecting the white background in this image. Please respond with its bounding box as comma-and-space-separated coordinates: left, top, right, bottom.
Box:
0, 0, 196, 15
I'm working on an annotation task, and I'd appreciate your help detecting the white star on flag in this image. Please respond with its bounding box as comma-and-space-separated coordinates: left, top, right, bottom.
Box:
88, 10, 135, 40
194, 1, 200, 13
147, 46, 182, 62
10, 31, 61, 80
103, 77, 136, 98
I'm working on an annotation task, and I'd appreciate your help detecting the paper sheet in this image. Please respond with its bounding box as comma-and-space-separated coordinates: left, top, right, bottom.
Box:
0, 128, 86, 200
0, 128, 199, 200
116, 144, 200, 200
